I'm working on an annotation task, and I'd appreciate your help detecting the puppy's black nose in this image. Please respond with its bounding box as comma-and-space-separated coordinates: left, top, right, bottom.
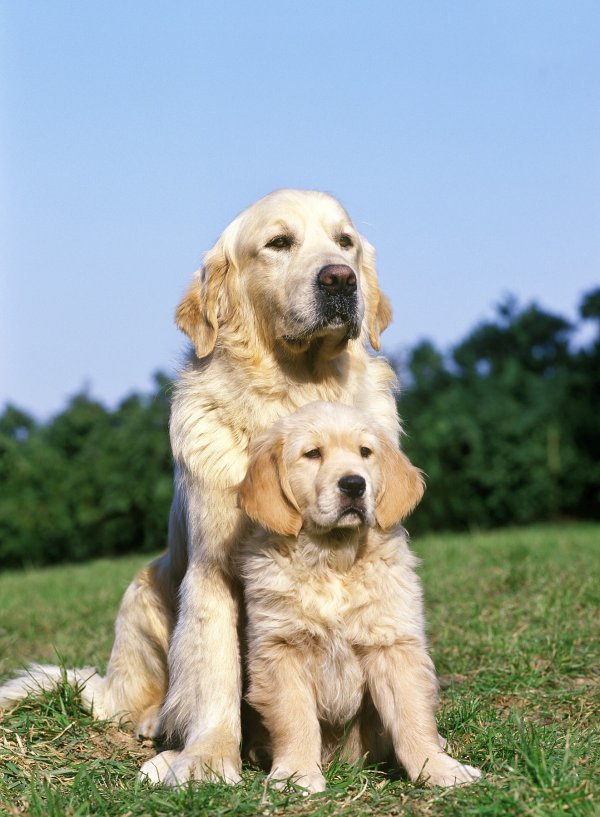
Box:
317, 265, 357, 296
338, 474, 366, 499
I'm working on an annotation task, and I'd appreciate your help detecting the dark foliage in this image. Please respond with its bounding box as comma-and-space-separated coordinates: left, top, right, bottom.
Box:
1, 291, 598, 566
399, 289, 600, 534
0, 374, 173, 567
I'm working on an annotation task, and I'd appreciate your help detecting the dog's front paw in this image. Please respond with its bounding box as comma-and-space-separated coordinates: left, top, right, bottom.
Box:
422, 754, 481, 787
268, 765, 326, 794
139, 747, 242, 786
139, 750, 180, 784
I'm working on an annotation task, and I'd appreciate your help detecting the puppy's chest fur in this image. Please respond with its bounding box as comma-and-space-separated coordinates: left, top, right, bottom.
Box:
241, 529, 425, 726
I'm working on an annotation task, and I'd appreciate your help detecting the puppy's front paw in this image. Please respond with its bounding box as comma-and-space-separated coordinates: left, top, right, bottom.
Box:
139, 747, 242, 786
422, 754, 481, 787
268, 765, 326, 794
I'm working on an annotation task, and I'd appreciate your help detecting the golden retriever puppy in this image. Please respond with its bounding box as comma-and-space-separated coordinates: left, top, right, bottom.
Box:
237, 401, 482, 793
0, 190, 401, 786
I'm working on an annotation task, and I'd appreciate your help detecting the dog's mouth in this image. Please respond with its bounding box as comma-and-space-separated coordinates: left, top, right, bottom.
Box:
279, 293, 363, 357
316, 291, 361, 334
282, 313, 362, 349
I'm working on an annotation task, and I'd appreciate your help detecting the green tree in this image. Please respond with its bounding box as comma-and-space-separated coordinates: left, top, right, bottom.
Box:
0, 374, 173, 567
400, 293, 597, 533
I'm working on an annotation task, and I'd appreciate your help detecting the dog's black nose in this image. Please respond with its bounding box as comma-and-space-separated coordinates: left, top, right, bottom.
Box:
338, 474, 366, 499
317, 265, 357, 296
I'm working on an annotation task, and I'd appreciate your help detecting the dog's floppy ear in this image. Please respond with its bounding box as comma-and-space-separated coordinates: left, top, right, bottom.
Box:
238, 437, 303, 537
375, 433, 425, 530
359, 238, 393, 352
175, 238, 230, 358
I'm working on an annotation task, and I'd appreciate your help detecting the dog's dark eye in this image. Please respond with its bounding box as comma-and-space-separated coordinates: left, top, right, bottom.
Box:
338, 233, 354, 248
266, 235, 293, 250
360, 446, 372, 458
303, 448, 321, 459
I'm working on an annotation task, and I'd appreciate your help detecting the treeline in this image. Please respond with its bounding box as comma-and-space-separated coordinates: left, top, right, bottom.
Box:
399, 289, 599, 534
1, 290, 598, 567
0, 374, 173, 567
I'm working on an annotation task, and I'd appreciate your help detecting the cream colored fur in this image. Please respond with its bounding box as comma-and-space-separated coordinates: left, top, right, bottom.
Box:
237, 402, 481, 792
0, 190, 400, 786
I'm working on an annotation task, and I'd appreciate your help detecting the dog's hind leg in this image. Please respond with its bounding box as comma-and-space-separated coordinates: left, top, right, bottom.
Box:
101, 554, 176, 736
0, 554, 176, 738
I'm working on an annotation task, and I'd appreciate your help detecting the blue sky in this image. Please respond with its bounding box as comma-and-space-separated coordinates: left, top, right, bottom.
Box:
2, 1, 599, 418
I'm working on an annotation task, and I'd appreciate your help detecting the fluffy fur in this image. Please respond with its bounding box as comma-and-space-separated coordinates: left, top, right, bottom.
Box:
236, 401, 481, 792
0, 190, 400, 785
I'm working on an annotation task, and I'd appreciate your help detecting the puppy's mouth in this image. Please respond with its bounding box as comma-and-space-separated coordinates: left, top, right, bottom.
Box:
337, 505, 367, 524
305, 502, 372, 535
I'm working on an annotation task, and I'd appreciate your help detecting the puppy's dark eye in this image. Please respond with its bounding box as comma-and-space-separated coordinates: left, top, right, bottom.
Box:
360, 446, 372, 458
303, 448, 321, 459
339, 233, 354, 248
266, 235, 293, 250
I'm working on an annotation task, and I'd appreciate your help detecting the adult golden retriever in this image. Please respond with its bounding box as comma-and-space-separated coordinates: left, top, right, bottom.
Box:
234, 401, 481, 792
0, 189, 400, 785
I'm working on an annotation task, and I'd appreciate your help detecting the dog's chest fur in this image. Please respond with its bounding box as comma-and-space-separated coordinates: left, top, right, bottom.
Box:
171, 348, 399, 483
241, 529, 425, 726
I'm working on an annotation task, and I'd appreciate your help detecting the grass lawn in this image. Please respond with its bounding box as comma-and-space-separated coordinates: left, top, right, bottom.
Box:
0, 523, 598, 816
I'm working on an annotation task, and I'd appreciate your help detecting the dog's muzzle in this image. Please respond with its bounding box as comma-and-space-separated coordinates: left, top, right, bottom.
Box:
315, 264, 360, 332
317, 265, 357, 296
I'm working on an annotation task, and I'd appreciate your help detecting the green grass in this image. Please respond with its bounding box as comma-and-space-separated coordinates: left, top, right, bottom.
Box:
1, 523, 598, 816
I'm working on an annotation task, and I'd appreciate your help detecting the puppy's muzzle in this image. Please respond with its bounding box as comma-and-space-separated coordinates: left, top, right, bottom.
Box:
337, 474, 368, 524
338, 474, 366, 499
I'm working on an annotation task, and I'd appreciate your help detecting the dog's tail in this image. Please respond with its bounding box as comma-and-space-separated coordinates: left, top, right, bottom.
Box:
0, 664, 109, 719
0, 662, 164, 737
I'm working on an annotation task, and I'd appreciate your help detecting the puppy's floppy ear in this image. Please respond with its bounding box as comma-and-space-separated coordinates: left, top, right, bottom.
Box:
238, 438, 303, 537
375, 433, 425, 530
175, 238, 230, 359
359, 238, 393, 352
